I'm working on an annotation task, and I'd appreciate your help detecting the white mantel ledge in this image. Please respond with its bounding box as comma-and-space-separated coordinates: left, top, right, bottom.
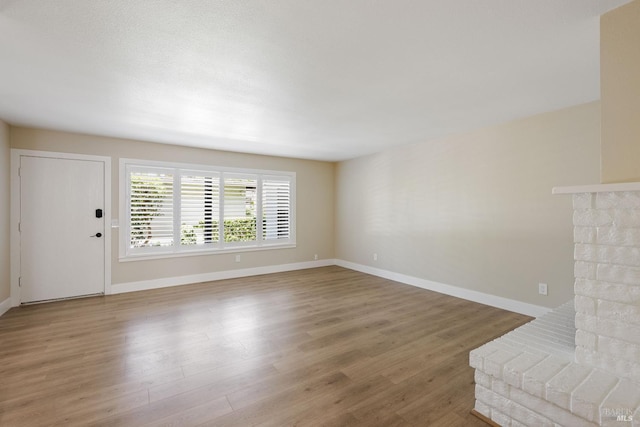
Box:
552, 182, 640, 195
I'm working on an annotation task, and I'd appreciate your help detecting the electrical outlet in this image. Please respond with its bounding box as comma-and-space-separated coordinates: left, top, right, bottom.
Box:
538, 283, 548, 296
235, 254, 241, 263
314, 254, 318, 260
373, 253, 378, 261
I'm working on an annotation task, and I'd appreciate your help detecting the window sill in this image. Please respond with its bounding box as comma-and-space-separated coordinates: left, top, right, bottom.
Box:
119, 243, 297, 262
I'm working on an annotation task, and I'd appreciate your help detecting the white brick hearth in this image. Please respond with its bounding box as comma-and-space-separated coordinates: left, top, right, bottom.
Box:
471, 186, 640, 427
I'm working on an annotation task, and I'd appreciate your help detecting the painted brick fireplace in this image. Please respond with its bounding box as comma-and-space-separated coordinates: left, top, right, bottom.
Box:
470, 184, 640, 426
570, 188, 640, 384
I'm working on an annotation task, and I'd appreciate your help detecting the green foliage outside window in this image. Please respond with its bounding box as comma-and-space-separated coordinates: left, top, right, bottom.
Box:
180, 218, 257, 244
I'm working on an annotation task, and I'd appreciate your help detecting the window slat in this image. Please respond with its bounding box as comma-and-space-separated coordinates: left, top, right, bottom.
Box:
180, 174, 220, 246
262, 179, 291, 241
129, 171, 174, 248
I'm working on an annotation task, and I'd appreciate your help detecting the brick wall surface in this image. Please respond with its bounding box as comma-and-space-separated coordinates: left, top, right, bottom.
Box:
572, 192, 640, 382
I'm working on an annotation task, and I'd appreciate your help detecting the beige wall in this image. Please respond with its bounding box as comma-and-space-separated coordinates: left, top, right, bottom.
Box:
11, 127, 335, 285
0, 120, 9, 302
336, 102, 601, 308
601, 0, 640, 183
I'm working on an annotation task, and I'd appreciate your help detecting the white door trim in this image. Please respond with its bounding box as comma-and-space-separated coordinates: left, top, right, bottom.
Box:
10, 149, 112, 306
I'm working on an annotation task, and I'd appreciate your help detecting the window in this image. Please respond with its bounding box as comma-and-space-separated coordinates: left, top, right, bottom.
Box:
121, 160, 295, 259
262, 177, 291, 242
180, 172, 220, 246
223, 175, 257, 243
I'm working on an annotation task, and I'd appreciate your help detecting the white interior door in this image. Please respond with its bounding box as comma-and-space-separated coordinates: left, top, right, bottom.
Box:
20, 155, 105, 303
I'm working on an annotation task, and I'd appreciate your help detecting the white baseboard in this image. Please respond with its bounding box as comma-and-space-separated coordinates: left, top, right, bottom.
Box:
334, 259, 551, 318
110, 257, 549, 318
111, 259, 335, 294
0, 297, 12, 318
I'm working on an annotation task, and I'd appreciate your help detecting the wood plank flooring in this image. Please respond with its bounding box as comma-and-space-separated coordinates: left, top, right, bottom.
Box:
0, 266, 531, 426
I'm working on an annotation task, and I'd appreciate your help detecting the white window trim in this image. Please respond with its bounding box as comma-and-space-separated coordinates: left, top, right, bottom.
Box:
119, 158, 296, 261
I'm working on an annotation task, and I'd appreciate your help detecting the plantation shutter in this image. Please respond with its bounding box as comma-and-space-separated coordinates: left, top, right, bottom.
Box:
123, 159, 295, 258
223, 175, 258, 243
262, 177, 291, 242
180, 173, 220, 246
129, 169, 174, 249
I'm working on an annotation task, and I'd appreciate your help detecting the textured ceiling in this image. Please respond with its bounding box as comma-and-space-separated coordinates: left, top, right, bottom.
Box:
0, 0, 632, 161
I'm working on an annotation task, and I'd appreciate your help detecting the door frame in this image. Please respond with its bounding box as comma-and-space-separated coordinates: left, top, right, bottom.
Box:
10, 149, 112, 306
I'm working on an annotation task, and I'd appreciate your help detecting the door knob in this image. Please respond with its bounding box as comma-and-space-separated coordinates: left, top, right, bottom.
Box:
91, 232, 103, 238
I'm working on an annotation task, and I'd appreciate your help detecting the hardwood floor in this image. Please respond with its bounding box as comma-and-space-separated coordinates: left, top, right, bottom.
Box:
0, 266, 531, 426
